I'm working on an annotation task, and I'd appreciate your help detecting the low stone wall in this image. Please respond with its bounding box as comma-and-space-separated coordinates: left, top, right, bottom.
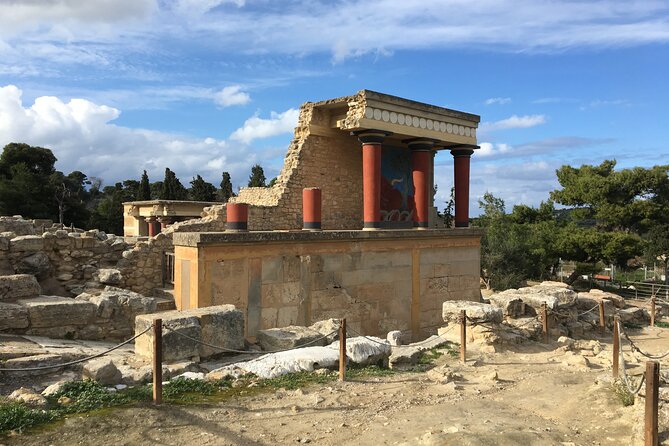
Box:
0, 216, 172, 298
173, 229, 482, 341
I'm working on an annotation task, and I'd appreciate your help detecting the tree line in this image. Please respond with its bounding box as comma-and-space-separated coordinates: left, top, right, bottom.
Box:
0, 143, 271, 235
474, 160, 669, 289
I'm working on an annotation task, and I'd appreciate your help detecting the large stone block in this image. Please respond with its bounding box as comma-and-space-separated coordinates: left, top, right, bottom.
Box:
10, 235, 44, 252
16, 252, 52, 279
17, 296, 96, 328
0, 302, 29, 330
97, 268, 123, 285
0, 274, 42, 301
135, 313, 201, 362
487, 293, 525, 317
442, 301, 503, 324
257, 325, 327, 351
189, 305, 245, 357
135, 305, 244, 361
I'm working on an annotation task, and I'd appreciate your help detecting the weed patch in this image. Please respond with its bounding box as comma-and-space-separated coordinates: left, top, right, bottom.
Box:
612, 381, 635, 407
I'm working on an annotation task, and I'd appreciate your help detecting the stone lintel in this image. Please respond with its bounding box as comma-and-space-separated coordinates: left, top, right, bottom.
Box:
172, 228, 484, 247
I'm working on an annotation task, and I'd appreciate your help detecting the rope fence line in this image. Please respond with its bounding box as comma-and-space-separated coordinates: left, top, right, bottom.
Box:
618, 320, 669, 360
0, 326, 152, 373
616, 319, 647, 396
162, 325, 339, 355
346, 323, 459, 349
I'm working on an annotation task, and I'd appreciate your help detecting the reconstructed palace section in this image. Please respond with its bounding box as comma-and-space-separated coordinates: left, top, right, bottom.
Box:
123, 200, 220, 238
171, 90, 482, 340
198, 89, 480, 230
173, 230, 482, 340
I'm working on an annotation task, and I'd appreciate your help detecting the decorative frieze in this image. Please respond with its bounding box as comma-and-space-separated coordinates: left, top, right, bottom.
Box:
363, 106, 476, 138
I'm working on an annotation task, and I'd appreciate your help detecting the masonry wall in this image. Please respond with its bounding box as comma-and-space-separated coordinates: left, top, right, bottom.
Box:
174, 231, 481, 340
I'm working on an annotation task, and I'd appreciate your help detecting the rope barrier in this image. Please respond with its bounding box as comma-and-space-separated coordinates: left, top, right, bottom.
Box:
617, 320, 646, 395
620, 328, 669, 360
575, 303, 601, 317
0, 326, 151, 372
162, 325, 339, 355
347, 323, 459, 349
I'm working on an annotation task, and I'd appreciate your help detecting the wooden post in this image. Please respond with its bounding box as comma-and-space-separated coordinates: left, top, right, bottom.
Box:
339, 318, 346, 382
460, 310, 466, 363
153, 318, 163, 405
541, 302, 549, 343
650, 297, 655, 327
644, 361, 659, 446
612, 315, 620, 379
599, 301, 606, 334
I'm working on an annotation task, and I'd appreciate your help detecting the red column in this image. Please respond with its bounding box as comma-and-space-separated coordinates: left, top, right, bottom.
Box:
226, 203, 249, 232
408, 140, 435, 229
353, 130, 391, 230
147, 217, 157, 237
451, 149, 474, 228
158, 217, 173, 230
302, 188, 322, 230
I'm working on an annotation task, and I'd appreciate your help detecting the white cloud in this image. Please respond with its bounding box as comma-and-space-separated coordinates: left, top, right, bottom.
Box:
485, 97, 511, 105
214, 85, 251, 107
477, 142, 512, 157
0, 84, 272, 187
172, 0, 245, 15
230, 109, 299, 144
479, 114, 547, 133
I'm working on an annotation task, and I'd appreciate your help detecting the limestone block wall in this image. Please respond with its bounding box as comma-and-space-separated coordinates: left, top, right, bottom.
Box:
174, 230, 482, 341
184, 95, 365, 232
0, 217, 172, 298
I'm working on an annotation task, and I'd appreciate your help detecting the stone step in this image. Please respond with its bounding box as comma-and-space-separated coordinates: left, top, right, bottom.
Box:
155, 297, 176, 311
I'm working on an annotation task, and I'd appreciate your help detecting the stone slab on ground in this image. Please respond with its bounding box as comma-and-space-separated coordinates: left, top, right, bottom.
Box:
257, 325, 328, 351
188, 305, 245, 357
330, 336, 391, 366
0, 353, 65, 376
209, 346, 340, 379
576, 289, 625, 309
487, 293, 525, 318
0, 274, 41, 301
389, 335, 450, 369
442, 301, 503, 324
9, 235, 44, 252
17, 295, 96, 329
83, 358, 122, 385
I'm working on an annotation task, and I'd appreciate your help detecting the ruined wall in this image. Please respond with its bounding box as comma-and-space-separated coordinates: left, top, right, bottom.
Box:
174, 230, 482, 341
0, 217, 171, 298
185, 94, 365, 231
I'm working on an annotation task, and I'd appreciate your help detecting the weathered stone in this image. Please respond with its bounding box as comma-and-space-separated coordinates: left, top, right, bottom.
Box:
0, 217, 35, 236
330, 336, 391, 366
442, 301, 503, 324
57, 273, 74, 281
211, 346, 340, 379
0, 302, 29, 330
1, 354, 64, 376
388, 335, 449, 369
387, 330, 402, 346
135, 313, 201, 362
257, 325, 327, 351
97, 268, 122, 285
308, 318, 340, 344
487, 293, 525, 317
0, 235, 9, 251
0, 274, 41, 301
83, 358, 122, 385
577, 289, 625, 309
42, 380, 69, 397
189, 305, 245, 358
618, 307, 649, 325
16, 252, 52, 279
17, 296, 96, 329
10, 235, 44, 252
9, 387, 47, 407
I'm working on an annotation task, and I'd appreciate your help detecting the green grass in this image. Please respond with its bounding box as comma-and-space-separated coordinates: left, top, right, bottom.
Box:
0, 365, 408, 436
612, 381, 635, 407
655, 321, 669, 328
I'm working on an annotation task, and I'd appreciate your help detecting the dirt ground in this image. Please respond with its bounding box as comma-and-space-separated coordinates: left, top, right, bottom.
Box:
2, 326, 668, 446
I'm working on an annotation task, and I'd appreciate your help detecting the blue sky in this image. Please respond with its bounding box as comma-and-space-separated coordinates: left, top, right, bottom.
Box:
0, 0, 668, 214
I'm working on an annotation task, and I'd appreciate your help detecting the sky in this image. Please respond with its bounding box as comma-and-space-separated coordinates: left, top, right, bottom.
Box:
0, 0, 668, 215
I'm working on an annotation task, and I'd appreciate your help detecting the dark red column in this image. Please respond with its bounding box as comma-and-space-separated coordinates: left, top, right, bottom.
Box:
353, 130, 391, 230
408, 140, 435, 229
302, 188, 322, 230
226, 203, 249, 232
451, 149, 474, 228
147, 217, 157, 237
158, 217, 173, 230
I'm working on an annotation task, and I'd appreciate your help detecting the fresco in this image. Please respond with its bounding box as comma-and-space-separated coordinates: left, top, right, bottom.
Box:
381, 145, 415, 228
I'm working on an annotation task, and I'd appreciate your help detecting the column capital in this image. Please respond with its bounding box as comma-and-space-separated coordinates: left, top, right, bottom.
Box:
403, 138, 440, 151
448, 144, 478, 157
351, 129, 392, 145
